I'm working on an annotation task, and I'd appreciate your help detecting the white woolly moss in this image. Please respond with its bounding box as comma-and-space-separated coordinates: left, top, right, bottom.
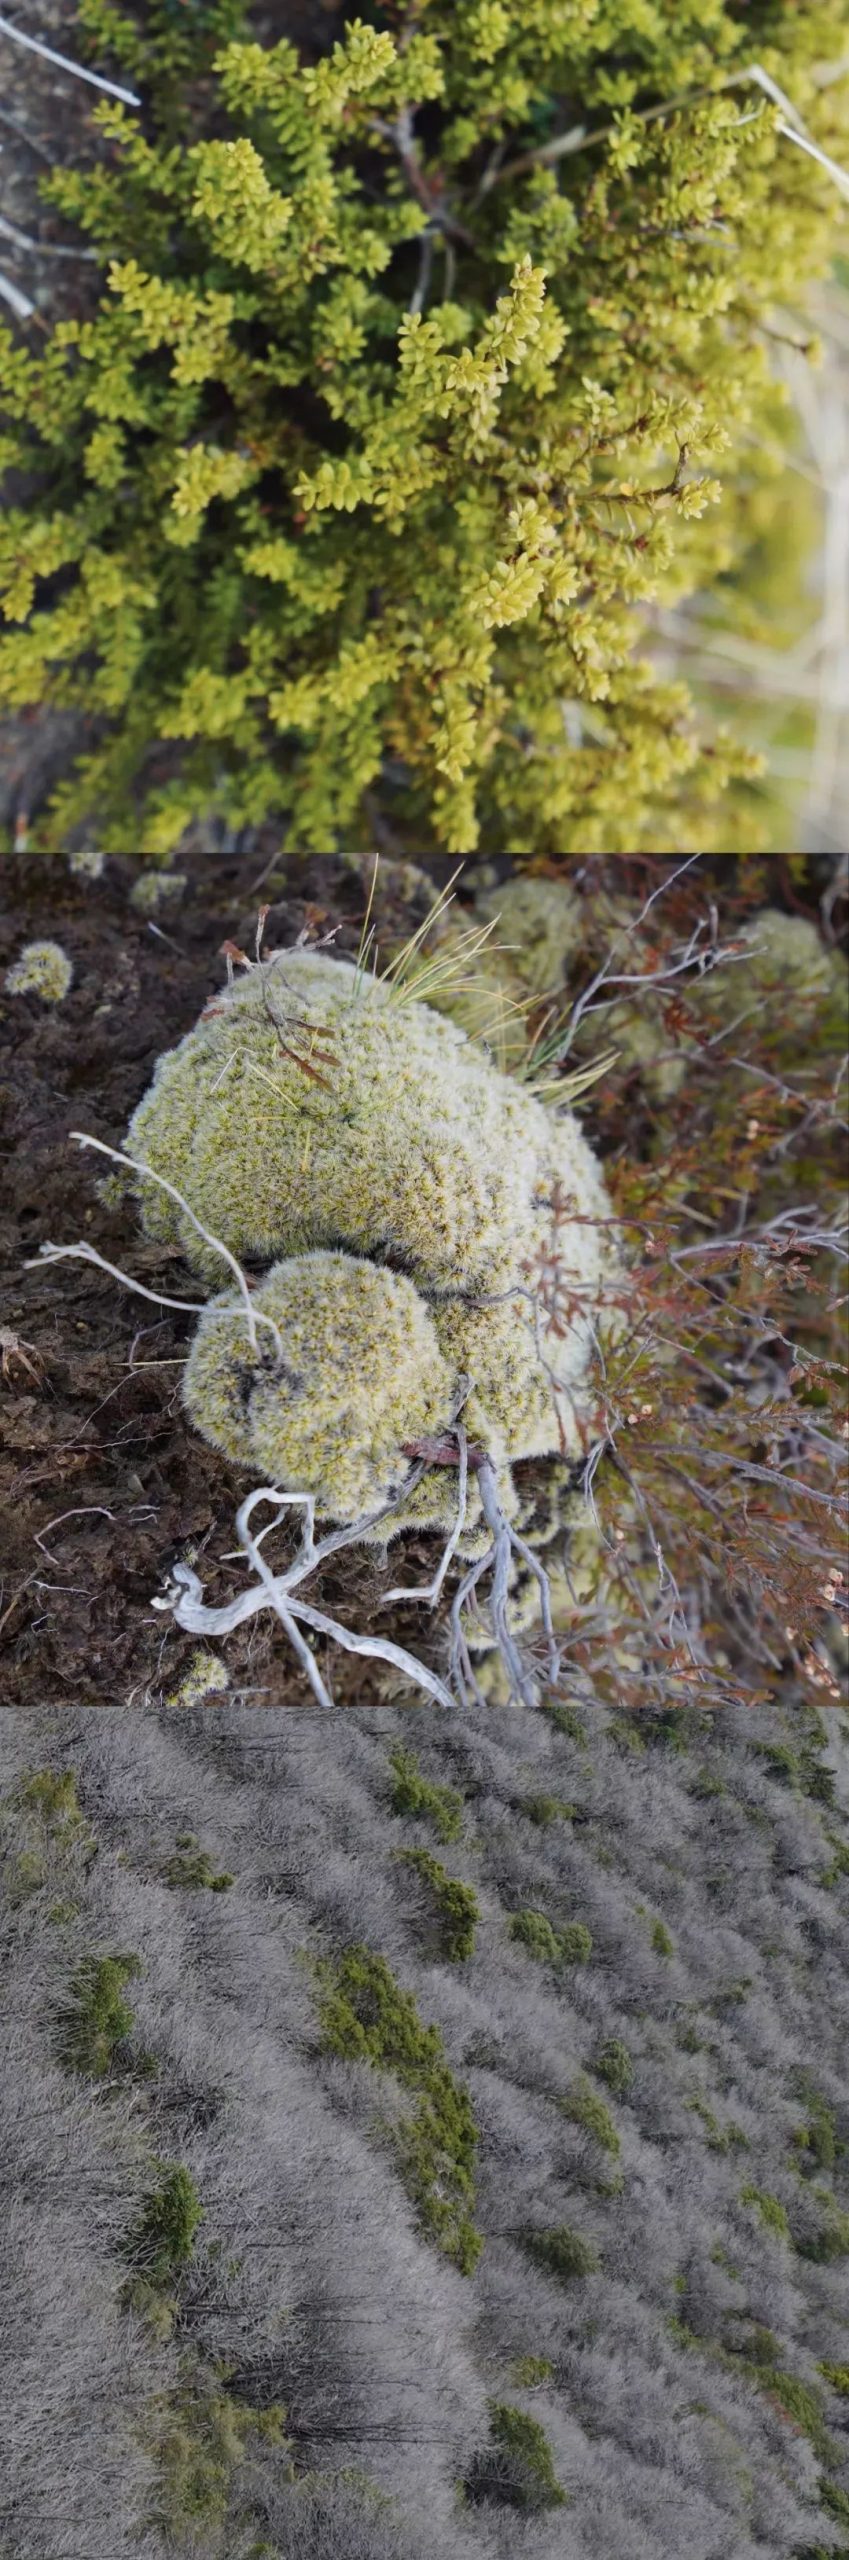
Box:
128, 946, 613, 1537
5, 941, 73, 1003
68, 846, 105, 881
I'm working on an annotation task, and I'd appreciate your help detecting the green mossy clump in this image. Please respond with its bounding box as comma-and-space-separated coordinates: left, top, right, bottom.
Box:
740, 2185, 790, 2241
523, 2222, 599, 2281
521, 1792, 576, 1827
562, 2074, 621, 2158
819, 2367, 849, 2399
396, 1849, 479, 1962
791, 2090, 840, 2176
4, 941, 73, 1002
508, 1908, 592, 1966
1, 4, 847, 858
465, 2401, 567, 2514
150, 2362, 290, 2551
388, 1746, 464, 1845
130, 945, 611, 1536
511, 2355, 555, 2389
58, 1951, 142, 2076
316, 1945, 481, 2272
594, 2037, 634, 2096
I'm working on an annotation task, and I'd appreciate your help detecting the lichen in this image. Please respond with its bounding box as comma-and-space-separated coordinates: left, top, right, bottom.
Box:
5, 940, 73, 1002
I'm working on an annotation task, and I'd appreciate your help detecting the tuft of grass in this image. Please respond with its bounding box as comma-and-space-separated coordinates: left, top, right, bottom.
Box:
387, 1745, 463, 1845
58, 1952, 142, 2076
125, 2165, 204, 2284
316, 1947, 481, 2273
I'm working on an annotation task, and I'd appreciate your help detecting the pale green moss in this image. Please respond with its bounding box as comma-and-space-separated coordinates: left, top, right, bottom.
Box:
183, 1251, 458, 1526
129, 946, 612, 1535
129, 870, 187, 913
166, 1649, 231, 1708
6, 940, 73, 1002
68, 844, 105, 880
128, 949, 609, 1298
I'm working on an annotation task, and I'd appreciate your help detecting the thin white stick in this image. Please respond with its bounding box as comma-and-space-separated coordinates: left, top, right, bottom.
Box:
26, 1238, 210, 1315
777, 120, 849, 202
0, 13, 140, 106
381, 1420, 470, 1607
0, 268, 34, 320
0, 210, 97, 261
69, 1131, 283, 1359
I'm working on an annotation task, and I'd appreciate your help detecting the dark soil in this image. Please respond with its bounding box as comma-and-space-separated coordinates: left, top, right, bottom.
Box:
0, 841, 462, 1712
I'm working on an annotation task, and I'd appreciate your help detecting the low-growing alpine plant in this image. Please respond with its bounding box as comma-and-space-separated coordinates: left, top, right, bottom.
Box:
0, 0, 847, 856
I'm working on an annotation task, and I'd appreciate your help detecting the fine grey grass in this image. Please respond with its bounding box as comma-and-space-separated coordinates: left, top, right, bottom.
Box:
1, 1665, 847, 2560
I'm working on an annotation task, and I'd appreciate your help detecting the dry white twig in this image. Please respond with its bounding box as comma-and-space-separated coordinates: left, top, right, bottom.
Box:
0, 12, 140, 105
68, 1131, 284, 1358
0, 268, 35, 320
0, 209, 97, 261
153, 1486, 458, 1712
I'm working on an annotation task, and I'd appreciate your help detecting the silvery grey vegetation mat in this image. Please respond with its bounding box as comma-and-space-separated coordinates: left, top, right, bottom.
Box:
2, 1667, 847, 2560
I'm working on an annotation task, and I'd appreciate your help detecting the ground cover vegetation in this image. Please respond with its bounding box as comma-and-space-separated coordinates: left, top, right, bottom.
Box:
0, 4, 847, 857
1, 852, 846, 2556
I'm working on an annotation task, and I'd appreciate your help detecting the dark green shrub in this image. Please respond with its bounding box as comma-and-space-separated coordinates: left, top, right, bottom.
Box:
465, 2401, 567, 2513
316, 1946, 481, 2272
164, 1833, 234, 1890
58, 1952, 142, 2075
396, 1848, 478, 1960
520, 1793, 575, 1827
523, 2223, 599, 2281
